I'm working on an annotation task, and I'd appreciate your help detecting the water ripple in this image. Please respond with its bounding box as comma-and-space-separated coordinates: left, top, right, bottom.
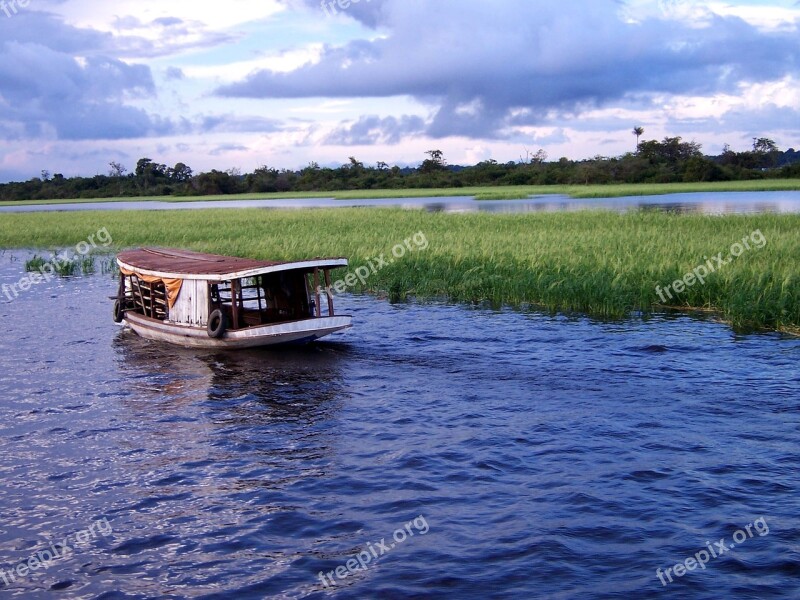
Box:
0, 252, 798, 599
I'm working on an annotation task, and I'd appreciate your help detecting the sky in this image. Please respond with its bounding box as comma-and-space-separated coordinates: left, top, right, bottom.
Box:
0, 0, 798, 182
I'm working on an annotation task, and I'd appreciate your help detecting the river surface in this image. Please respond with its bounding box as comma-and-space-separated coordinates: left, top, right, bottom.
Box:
0, 251, 799, 599
2, 190, 800, 214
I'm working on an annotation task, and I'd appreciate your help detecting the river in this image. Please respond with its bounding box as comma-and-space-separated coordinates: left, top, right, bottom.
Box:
0, 251, 798, 599
2, 190, 800, 214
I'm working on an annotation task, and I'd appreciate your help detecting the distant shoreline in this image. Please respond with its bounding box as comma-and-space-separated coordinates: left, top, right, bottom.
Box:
2, 179, 800, 207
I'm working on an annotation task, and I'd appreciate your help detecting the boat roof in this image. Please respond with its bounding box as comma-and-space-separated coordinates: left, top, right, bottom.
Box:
117, 248, 348, 281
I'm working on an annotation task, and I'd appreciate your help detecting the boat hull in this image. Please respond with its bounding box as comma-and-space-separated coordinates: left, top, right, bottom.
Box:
123, 312, 352, 349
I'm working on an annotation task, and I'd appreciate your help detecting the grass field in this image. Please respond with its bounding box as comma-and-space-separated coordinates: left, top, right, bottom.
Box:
1, 179, 799, 206
1, 208, 798, 334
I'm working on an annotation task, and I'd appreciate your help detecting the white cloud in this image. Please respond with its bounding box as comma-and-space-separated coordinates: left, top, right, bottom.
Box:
183, 45, 325, 81
707, 2, 800, 30
38, 0, 286, 33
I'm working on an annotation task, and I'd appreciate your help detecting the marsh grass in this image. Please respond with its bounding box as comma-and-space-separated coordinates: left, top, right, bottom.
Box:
25, 255, 48, 273
2, 208, 798, 332
24, 252, 104, 277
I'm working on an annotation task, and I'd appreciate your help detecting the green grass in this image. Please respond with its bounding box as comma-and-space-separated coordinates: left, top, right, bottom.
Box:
1, 208, 798, 333
2, 179, 799, 206
558, 179, 800, 200
24, 252, 105, 276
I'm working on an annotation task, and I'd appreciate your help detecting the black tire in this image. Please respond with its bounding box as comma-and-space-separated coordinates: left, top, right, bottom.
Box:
207, 309, 226, 338
113, 299, 125, 323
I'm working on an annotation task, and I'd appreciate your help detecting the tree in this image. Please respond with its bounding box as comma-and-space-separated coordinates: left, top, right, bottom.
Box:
632, 126, 645, 152
420, 149, 446, 174
108, 162, 127, 178
638, 137, 702, 164
192, 170, 241, 195
531, 149, 548, 165
346, 156, 364, 171
751, 138, 780, 169
169, 162, 193, 183
247, 165, 281, 193
426, 149, 445, 164
753, 137, 777, 154
134, 158, 169, 194
135, 158, 154, 193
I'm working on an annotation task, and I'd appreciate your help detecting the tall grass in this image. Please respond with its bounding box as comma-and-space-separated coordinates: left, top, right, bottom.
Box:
24, 253, 103, 276
1, 208, 798, 332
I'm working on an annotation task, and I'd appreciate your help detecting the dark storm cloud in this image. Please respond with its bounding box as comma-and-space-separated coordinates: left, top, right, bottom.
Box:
0, 11, 187, 141
222, 0, 800, 139
323, 114, 426, 145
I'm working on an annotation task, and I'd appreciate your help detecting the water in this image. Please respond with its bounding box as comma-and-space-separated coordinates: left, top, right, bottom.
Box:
1, 252, 799, 599
2, 190, 800, 214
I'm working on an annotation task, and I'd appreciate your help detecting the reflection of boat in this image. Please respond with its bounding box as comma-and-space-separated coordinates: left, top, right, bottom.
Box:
113, 248, 352, 348
111, 331, 349, 460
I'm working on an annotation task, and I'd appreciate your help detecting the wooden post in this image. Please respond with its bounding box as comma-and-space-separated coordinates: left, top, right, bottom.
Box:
313, 268, 321, 318
117, 272, 126, 302
132, 276, 146, 314
324, 269, 334, 316
231, 279, 241, 330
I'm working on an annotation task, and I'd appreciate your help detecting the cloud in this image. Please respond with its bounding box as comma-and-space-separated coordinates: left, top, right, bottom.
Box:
286, 0, 388, 27
0, 42, 173, 140
323, 114, 426, 145
669, 104, 800, 139
165, 66, 185, 80
219, 0, 800, 138
200, 115, 285, 134
0, 11, 179, 140
210, 144, 249, 156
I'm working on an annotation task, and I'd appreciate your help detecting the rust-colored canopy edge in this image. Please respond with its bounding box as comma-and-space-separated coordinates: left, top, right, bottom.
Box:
117, 248, 348, 281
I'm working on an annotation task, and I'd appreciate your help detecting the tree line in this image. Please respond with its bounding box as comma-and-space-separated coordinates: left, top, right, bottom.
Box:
2, 136, 799, 201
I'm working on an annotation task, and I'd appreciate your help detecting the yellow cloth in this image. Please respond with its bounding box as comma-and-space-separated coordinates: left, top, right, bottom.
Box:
120, 267, 183, 309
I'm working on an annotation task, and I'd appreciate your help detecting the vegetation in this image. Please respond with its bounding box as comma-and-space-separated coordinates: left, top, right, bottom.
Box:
24, 253, 103, 276
2, 179, 800, 207
2, 208, 798, 334
2, 137, 799, 202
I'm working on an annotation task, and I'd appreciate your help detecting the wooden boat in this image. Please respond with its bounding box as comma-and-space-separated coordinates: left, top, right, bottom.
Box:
113, 248, 352, 348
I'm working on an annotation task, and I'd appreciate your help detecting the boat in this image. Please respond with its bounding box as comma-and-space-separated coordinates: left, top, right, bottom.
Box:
113, 248, 352, 348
